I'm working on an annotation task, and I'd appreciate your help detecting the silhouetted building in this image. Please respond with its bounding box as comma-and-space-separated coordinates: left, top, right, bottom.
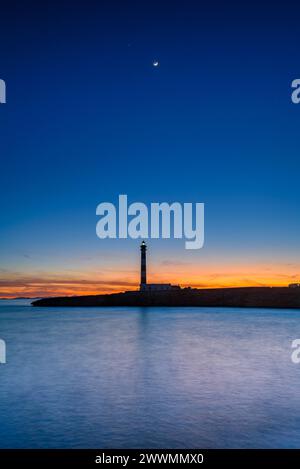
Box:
140, 240, 147, 287
139, 241, 180, 292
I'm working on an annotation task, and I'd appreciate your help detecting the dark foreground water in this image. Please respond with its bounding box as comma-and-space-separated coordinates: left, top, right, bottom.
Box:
0, 300, 300, 448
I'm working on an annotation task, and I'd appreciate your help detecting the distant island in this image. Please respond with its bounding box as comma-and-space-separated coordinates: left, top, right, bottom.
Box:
31, 242, 300, 309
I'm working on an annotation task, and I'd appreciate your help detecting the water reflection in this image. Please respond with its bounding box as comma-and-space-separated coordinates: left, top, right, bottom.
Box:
0, 303, 299, 448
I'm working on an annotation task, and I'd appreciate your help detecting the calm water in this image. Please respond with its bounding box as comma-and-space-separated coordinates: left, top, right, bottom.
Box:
0, 300, 300, 448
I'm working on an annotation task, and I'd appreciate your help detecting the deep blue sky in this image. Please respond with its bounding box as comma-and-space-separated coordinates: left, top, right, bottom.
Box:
1, 1, 300, 295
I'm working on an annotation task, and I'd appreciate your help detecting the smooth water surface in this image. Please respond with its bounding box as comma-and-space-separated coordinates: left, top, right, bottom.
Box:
0, 300, 300, 448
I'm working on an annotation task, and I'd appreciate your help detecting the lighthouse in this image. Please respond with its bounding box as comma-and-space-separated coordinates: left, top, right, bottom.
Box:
139, 241, 180, 292
140, 240, 147, 289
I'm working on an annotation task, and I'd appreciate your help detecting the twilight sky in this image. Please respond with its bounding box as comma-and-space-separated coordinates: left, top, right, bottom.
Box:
1, 0, 300, 297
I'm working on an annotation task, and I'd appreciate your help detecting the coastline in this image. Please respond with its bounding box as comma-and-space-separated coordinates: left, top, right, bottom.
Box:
31, 286, 300, 308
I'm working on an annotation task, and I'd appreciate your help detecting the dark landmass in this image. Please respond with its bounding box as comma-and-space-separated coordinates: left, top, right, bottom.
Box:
12, 297, 35, 300
31, 287, 300, 308
0, 297, 34, 300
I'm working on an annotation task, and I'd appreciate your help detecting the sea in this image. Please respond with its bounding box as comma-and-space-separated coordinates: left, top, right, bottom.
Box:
0, 299, 300, 448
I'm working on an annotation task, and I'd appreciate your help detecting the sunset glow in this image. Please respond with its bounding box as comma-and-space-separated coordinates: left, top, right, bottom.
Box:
1, 260, 299, 298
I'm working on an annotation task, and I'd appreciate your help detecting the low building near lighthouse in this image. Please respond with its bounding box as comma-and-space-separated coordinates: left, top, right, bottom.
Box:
140, 283, 180, 292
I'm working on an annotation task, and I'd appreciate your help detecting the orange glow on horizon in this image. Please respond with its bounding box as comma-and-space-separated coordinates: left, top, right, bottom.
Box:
1, 261, 299, 298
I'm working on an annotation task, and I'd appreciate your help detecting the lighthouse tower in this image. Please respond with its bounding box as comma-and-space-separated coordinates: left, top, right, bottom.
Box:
139, 241, 180, 292
140, 241, 147, 289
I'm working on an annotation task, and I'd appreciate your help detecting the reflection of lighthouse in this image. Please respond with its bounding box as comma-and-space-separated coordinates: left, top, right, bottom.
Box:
140, 241, 147, 289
